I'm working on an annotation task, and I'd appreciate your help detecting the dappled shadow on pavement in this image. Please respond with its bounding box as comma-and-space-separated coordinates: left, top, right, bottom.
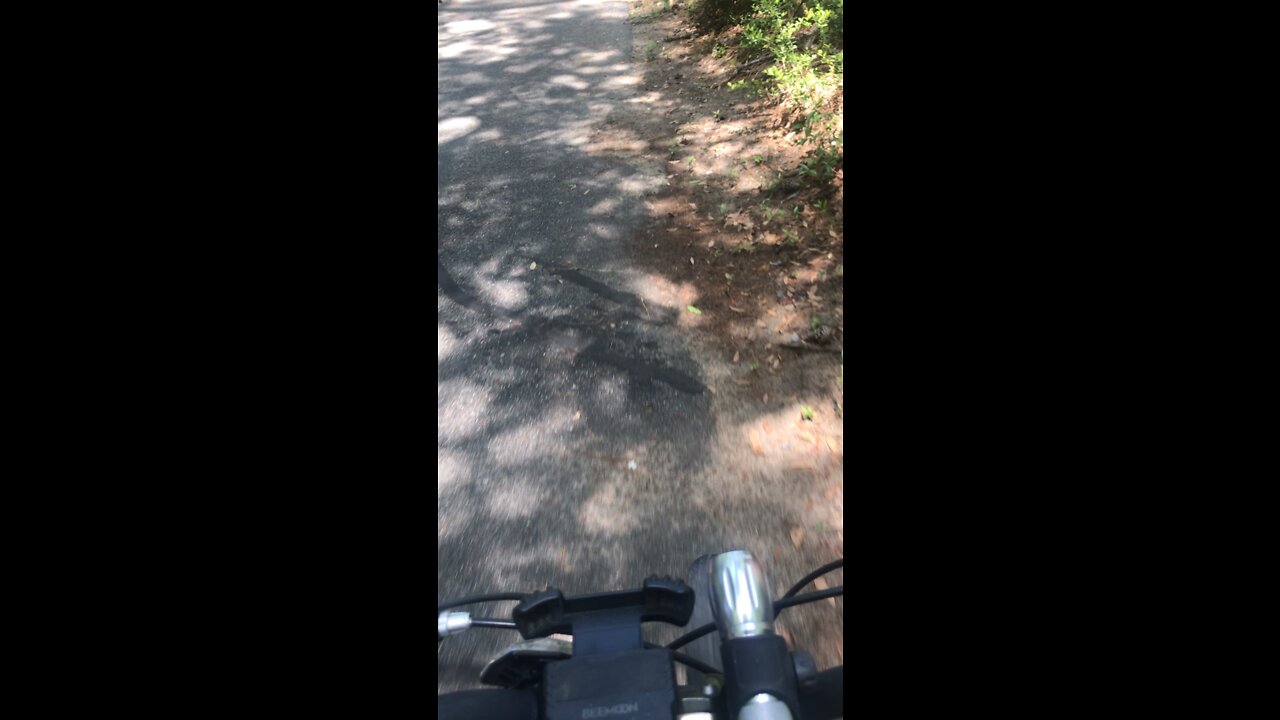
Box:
438, 0, 727, 691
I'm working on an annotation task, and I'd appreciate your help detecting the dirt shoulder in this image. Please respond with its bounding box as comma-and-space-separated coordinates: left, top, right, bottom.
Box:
601, 0, 845, 421
584, 0, 846, 672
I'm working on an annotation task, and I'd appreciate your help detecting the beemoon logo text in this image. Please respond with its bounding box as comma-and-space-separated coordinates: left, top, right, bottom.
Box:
582, 703, 640, 718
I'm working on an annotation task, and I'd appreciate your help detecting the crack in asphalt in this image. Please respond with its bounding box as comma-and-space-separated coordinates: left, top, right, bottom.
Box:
439, 255, 703, 395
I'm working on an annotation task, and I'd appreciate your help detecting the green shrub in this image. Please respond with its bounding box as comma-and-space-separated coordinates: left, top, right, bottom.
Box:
734, 0, 843, 177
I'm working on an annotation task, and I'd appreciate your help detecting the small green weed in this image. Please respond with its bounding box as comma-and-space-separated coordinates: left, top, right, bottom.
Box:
726, 78, 765, 96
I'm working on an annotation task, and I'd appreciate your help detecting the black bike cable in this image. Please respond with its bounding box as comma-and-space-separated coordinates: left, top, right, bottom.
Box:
666, 586, 845, 650
643, 643, 722, 677
774, 587, 843, 611
438, 592, 529, 613
781, 559, 844, 599
666, 622, 716, 651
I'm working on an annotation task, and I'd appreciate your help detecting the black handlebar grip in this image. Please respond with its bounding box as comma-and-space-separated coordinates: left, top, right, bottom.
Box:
798, 666, 843, 720
438, 689, 538, 720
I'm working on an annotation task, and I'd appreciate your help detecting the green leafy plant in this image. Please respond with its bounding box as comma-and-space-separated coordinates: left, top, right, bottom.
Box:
728, 0, 843, 176
727, 77, 766, 96
801, 405, 815, 421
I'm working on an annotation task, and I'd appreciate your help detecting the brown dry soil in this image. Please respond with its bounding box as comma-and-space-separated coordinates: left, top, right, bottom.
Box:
584, 0, 846, 670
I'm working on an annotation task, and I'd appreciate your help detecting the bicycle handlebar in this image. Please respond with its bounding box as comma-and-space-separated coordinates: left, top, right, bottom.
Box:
437, 552, 843, 720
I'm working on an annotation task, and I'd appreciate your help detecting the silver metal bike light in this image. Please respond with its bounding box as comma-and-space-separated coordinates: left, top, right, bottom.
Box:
709, 551, 793, 720
710, 551, 776, 640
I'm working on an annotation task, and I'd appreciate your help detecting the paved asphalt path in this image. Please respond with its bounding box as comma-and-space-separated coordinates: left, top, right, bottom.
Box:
437, 0, 735, 690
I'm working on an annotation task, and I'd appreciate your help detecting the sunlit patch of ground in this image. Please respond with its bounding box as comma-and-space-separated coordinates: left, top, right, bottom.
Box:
579, 478, 643, 537
438, 115, 480, 144
624, 269, 698, 312
439, 323, 461, 363
438, 449, 470, 499
485, 406, 577, 467
438, 378, 498, 445
487, 478, 552, 520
